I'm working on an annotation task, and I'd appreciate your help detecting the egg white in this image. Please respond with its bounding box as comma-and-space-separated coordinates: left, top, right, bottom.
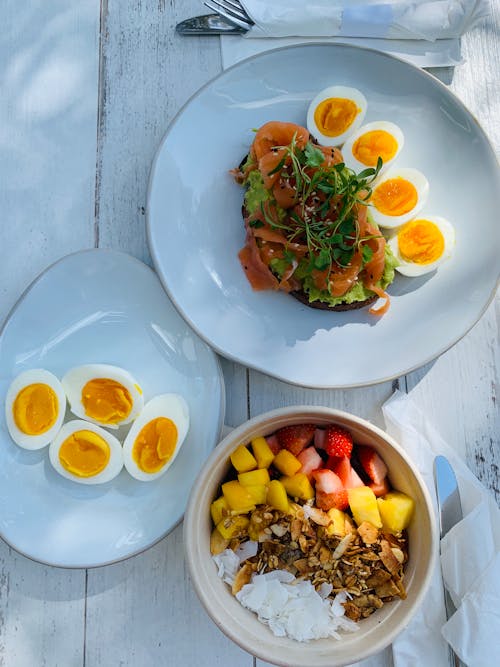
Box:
62, 364, 144, 429
388, 215, 455, 277
342, 121, 404, 175
369, 167, 429, 229
123, 394, 189, 482
5, 369, 66, 450
49, 420, 123, 484
307, 86, 367, 147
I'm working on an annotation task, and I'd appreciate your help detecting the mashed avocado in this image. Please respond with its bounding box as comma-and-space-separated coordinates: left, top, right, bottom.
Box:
243, 164, 398, 306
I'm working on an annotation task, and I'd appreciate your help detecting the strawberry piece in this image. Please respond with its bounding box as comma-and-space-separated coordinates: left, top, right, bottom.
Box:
314, 428, 326, 450
275, 424, 315, 457
297, 446, 322, 479
316, 489, 349, 511
357, 446, 388, 484
265, 434, 281, 455
312, 468, 343, 494
324, 425, 353, 458
369, 477, 390, 497
329, 455, 364, 489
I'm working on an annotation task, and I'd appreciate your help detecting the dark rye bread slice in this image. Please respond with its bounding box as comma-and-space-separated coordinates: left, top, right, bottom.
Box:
241, 200, 377, 312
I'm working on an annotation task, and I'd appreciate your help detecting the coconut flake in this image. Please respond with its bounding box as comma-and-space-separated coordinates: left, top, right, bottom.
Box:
233, 569, 359, 642
212, 549, 240, 585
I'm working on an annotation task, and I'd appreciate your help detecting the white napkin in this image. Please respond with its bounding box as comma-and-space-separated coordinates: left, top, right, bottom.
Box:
380, 390, 500, 667
241, 0, 489, 40
220, 0, 489, 68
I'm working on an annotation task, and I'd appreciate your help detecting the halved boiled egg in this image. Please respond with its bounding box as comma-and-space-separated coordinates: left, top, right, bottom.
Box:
369, 167, 429, 229
62, 364, 143, 429
49, 420, 123, 484
388, 215, 455, 276
307, 86, 367, 146
5, 369, 66, 449
342, 121, 404, 174
123, 394, 189, 482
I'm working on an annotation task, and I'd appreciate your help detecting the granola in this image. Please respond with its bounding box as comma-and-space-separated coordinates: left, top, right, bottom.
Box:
224, 502, 408, 620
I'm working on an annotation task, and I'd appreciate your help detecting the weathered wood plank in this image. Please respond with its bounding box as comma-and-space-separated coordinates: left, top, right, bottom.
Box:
0, 1, 100, 665
86, 2, 251, 665
94, 0, 222, 264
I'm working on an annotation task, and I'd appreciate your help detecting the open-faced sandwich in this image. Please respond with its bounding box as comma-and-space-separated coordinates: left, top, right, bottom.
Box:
232, 120, 397, 316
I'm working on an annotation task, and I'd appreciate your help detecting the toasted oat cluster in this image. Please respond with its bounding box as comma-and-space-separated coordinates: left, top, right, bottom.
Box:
219, 502, 408, 621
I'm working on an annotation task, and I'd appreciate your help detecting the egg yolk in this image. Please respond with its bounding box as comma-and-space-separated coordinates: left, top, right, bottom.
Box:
81, 378, 133, 424
398, 219, 445, 264
314, 98, 360, 138
13, 383, 58, 435
371, 178, 418, 216
59, 430, 110, 477
132, 417, 178, 473
352, 130, 398, 166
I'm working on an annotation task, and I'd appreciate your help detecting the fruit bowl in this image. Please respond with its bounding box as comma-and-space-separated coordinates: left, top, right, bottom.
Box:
184, 406, 437, 667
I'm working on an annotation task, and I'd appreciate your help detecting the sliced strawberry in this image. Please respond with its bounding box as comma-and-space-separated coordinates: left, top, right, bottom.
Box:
329, 455, 364, 489
312, 468, 343, 494
324, 425, 353, 458
314, 428, 326, 450
265, 434, 281, 455
316, 489, 349, 511
275, 424, 315, 457
369, 477, 390, 497
297, 446, 323, 479
357, 446, 388, 484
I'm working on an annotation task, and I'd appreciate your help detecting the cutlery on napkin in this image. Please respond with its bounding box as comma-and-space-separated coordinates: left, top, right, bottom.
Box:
381, 390, 500, 667
215, 0, 489, 69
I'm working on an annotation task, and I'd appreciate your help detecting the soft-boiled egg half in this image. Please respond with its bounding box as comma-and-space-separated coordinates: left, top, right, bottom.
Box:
342, 121, 404, 174
5, 369, 66, 450
388, 215, 455, 276
307, 86, 367, 146
122, 394, 189, 482
62, 364, 143, 429
369, 167, 429, 229
49, 420, 123, 484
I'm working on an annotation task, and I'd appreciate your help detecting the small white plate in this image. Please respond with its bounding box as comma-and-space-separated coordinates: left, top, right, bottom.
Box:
147, 43, 499, 388
0, 250, 224, 568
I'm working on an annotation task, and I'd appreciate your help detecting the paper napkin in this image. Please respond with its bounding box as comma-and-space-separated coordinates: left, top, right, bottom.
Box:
219, 0, 489, 68
380, 390, 500, 667
240, 0, 489, 40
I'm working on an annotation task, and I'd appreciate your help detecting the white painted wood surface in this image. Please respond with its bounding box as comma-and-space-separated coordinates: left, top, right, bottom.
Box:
0, 0, 498, 665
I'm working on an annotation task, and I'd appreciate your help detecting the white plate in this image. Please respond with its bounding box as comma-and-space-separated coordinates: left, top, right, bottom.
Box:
0, 250, 224, 567
147, 43, 499, 388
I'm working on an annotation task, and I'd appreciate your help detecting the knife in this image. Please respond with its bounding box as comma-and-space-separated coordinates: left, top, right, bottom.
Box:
176, 14, 247, 35
433, 455, 465, 667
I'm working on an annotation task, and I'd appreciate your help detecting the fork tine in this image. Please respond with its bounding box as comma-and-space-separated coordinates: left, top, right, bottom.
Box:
204, 0, 253, 26
213, 0, 250, 21
223, 0, 250, 15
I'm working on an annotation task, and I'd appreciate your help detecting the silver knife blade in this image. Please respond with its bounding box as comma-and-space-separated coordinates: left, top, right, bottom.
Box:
176, 14, 247, 35
434, 455, 463, 538
434, 455, 464, 667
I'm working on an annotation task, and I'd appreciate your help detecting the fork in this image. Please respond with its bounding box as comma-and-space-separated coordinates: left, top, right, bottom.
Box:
203, 0, 254, 30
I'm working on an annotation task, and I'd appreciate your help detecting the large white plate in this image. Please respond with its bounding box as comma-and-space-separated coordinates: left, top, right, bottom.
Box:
147, 43, 499, 388
0, 250, 224, 567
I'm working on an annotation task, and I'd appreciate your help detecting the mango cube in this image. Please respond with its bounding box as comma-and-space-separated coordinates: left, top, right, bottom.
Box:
216, 514, 250, 539
230, 445, 257, 472
273, 449, 302, 477
246, 484, 268, 505
222, 480, 255, 512
210, 527, 229, 555
251, 436, 275, 469
266, 479, 289, 512
377, 492, 415, 533
281, 473, 314, 501
326, 508, 347, 537
348, 486, 382, 528
238, 468, 270, 487
210, 495, 230, 525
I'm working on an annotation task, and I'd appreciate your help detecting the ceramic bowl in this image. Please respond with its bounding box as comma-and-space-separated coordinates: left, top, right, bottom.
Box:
184, 406, 437, 667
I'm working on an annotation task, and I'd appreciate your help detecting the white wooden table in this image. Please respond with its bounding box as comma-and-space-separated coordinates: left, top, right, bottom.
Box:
0, 1, 498, 665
